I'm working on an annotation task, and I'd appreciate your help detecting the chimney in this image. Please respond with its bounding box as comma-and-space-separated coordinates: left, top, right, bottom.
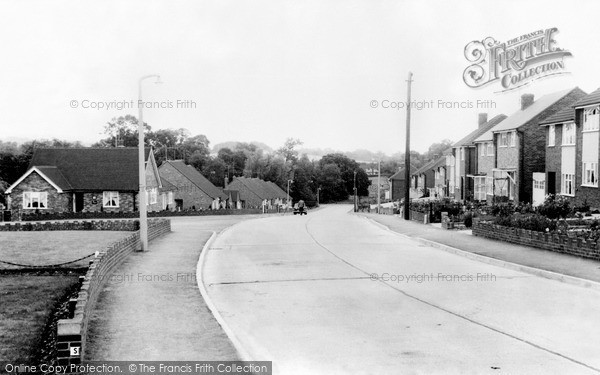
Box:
224, 176, 228, 189
521, 94, 534, 110
478, 113, 488, 127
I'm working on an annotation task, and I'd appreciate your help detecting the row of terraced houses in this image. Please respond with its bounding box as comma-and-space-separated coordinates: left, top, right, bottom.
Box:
409, 86, 600, 208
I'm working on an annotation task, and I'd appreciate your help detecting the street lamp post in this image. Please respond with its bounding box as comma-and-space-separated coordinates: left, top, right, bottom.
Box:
287, 179, 294, 210
353, 170, 357, 212
317, 186, 321, 206
138, 74, 162, 251
377, 159, 381, 214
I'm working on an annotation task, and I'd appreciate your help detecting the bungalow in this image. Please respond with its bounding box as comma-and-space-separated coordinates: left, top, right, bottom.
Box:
4, 147, 167, 218
226, 177, 287, 208
158, 160, 228, 210
449, 113, 507, 202
489, 88, 586, 204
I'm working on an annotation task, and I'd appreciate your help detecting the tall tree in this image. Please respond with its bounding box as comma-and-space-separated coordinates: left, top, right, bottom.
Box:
94, 115, 152, 147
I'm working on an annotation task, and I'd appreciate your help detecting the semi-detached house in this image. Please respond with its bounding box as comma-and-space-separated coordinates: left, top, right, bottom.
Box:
475, 88, 586, 204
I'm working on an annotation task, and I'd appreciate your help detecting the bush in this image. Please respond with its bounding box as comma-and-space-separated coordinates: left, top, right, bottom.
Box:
464, 212, 474, 228
493, 213, 556, 232
538, 194, 571, 219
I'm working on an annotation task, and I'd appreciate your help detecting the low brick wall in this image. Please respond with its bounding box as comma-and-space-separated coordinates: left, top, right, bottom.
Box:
473, 221, 600, 261
409, 210, 429, 223
55, 219, 171, 367
0, 220, 141, 232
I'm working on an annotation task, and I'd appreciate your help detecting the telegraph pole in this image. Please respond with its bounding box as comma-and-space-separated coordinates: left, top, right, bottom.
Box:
403, 72, 413, 220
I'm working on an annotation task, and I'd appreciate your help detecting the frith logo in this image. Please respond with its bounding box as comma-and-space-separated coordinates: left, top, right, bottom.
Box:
463, 28, 572, 92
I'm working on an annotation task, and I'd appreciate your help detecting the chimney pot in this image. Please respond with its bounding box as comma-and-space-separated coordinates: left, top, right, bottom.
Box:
521, 94, 535, 110
478, 113, 488, 127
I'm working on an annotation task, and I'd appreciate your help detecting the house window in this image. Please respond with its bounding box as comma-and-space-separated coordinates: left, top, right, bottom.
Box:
474, 177, 486, 201
583, 162, 598, 187
460, 148, 465, 161
562, 123, 575, 145
480, 144, 485, 157
500, 133, 508, 147
103, 191, 119, 207
147, 188, 158, 205
508, 131, 516, 147
168, 191, 174, 204
548, 125, 555, 146
583, 106, 600, 131
22, 192, 48, 209
486, 177, 493, 195
486, 142, 493, 155
435, 170, 440, 180
562, 173, 574, 196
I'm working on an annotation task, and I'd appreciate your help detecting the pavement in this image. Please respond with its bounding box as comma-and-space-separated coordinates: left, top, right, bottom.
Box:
356, 212, 600, 284
202, 205, 600, 374
84, 215, 260, 360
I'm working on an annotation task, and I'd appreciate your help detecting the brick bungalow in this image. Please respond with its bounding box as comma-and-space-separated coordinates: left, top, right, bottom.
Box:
489, 88, 586, 204
158, 160, 228, 210
4, 147, 167, 218
226, 177, 287, 208
448, 113, 507, 202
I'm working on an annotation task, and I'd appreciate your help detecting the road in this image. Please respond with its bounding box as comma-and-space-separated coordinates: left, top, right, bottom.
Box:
201, 205, 600, 375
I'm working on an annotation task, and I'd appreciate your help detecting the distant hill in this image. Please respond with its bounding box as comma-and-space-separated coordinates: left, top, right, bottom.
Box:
212, 141, 274, 154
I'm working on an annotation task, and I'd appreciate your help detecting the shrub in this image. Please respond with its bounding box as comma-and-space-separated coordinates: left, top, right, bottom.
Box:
538, 194, 571, 219
464, 212, 474, 228
493, 213, 556, 232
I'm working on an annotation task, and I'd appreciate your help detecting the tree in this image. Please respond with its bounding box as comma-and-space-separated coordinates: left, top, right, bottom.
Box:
94, 115, 151, 147
317, 163, 344, 203
319, 153, 370, 198
202, 158, 228, 187
276, 138, 303, 163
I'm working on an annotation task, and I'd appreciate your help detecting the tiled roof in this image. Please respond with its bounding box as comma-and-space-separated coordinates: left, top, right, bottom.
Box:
413, 158, 439, 176
161, 160, 227, 199
389, 166, 417, 180
490, 88, 582, 133
36, 166, 72, 190
538, 105, 576, 126
454, 114, 507, 147
28, 147, 152, 191
265, 181, 288, 199
573, 87, 600, 108
233, 177, 287, 200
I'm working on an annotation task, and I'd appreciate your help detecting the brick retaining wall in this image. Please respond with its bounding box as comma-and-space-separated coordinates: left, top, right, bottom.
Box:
473, 221, 600, 261
55, 219, 171, 367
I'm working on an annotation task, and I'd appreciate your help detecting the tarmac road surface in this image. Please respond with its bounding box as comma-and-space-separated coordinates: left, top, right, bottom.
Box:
201, 205, 600, 375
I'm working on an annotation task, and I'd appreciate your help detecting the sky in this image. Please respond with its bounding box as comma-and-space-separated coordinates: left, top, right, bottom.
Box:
1, 0, 600, 154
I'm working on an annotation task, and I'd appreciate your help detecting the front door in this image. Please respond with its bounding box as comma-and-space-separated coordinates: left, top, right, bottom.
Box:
75, 193, 84, 212
547, 172, 556, 195
532, 173, 546, 206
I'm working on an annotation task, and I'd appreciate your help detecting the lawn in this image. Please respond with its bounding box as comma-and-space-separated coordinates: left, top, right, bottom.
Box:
0, 231, 131, 269
0, 230, 132, 364
0, 275, 80, 363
